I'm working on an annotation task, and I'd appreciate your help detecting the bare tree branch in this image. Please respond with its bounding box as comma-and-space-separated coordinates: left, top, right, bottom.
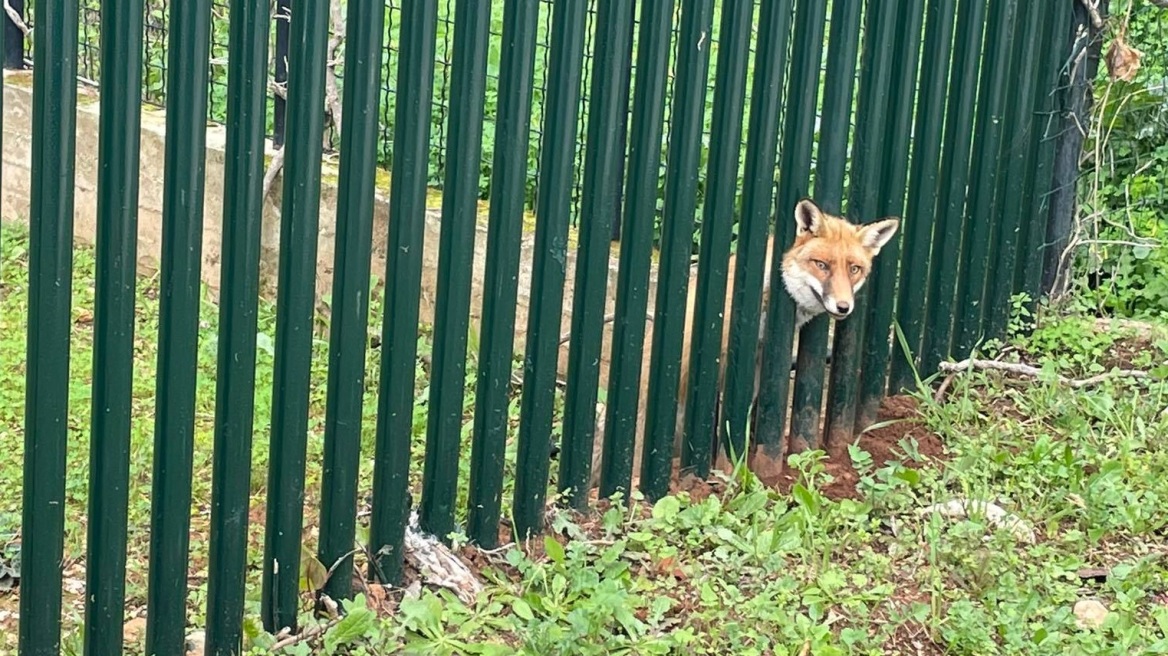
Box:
938, 358, 1155, 388
4, 0, 29, 36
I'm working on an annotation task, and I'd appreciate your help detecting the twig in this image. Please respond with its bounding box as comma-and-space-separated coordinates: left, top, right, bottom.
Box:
557, 312, 655, 346
3, 0, 29, 36
933, 373, 956, 403
269, 617, 341, 650
938, 358, 1154, 388
261, 147, 286, 203
325, 1, 346, 135
1078, 0, 1105, 30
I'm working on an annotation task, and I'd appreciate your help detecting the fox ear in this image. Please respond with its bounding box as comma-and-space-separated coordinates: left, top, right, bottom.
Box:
794, 198, 824, 236
859, 217, 900, 253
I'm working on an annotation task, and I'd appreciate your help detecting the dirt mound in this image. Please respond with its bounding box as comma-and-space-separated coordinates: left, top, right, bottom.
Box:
756, 395, 945, 501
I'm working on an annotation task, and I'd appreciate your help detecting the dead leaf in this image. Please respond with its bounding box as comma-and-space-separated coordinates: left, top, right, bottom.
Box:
1106, 34, 1143, 82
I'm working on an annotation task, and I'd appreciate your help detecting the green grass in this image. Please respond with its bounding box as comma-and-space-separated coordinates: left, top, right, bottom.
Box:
2, 222, 1168, 654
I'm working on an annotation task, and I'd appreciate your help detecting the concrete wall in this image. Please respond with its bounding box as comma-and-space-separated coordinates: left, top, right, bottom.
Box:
0, 71, 662, 381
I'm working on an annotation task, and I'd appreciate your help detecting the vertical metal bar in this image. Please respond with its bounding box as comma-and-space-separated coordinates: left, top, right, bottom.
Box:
823, 0, 898, 448
560, 0, 635, 506
640, 0, 714, 501
419, 0, 491, 541
272, 0, 290, 149
370, 0, 437, 583
20, 0, 78, 652
84, 0, 144, 651
756, 0, 828, 458
985, 0, 1043, 339
145, 1, 212, 651
261, 0, 329, 633
1019, 1, 1073, 303
601, 0, 674, 498
2, 0, 22, 69
921, 0, 988, 376
681, 0, 752, 477
467, 0, 539, 546
953, 0, 1018, 359
318, 0, 385, 603
720, 0, 795, 469
204, 0, 269, 649
856, 0, 927, 427
512, 0, 587, 539
788, 0, 861, 452
889, 0, 959, 394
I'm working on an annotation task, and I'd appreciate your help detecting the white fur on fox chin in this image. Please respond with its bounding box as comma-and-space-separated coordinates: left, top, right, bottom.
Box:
781, 262, 825, 332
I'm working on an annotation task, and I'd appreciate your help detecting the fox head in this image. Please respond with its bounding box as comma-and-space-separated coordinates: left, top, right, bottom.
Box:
781, 198, 899, 327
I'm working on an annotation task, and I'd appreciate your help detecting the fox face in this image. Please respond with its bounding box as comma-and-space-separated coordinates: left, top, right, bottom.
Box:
781, 198, 899, 330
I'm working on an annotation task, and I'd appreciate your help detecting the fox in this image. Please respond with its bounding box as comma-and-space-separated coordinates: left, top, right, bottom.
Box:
586, 197, 899, 492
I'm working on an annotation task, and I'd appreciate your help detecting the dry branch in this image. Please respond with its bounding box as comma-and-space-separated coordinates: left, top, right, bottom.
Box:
938, 358, 1154, 388
261, 147, 286, 203
4, 0, 29, 36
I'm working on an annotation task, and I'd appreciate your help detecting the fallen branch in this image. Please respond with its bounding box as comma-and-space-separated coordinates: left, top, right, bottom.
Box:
938, 358, 1153, 388
557, 312, 656, 347
402, 513, 483, 605
269, 615, 342, 650
1078, 0, 1105, 30
918, 498, 1036, 544
261, 147, 286, 203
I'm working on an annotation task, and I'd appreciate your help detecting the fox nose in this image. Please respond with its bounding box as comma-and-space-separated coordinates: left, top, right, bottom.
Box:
835, 301, 851, 314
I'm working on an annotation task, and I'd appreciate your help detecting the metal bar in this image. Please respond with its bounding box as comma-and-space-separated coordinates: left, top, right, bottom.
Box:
467, 0, 539, 546
261, 0, 330, 633
419, 0, 492, 541
560, 0, 635, 506
680, 0, 752, 478
204, 0, 270, 649
856, 0, 927, 427
640, 0, 714, 500
889, 0, 959, 394
370, 0, 438, 583
823, 0, 898, 448
953, 0, 1018, 359
272, 0, 290, 148
20, 0, 78, 652
921, 0, 988, 376
985, 0, 1043, 339
513, 0, 587, 539
601, 0, 675, 498
788, 0, 861, 452
145, 1, 212, 651
1019, 2, 1073, 304
2, 0, 21, 69
756, 0, 829, 459
84, 0, 144, 651
720, 0, 795, 467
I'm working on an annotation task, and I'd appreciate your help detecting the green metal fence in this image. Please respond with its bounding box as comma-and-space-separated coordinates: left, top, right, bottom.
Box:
6, 0, 1077, 651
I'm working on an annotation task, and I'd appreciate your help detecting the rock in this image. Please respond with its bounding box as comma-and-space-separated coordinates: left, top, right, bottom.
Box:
123, 617, 147, 644
1074, 599, 1109, 629
185, 630, 206, 655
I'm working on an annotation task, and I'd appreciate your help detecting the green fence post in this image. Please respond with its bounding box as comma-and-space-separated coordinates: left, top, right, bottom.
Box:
823, 0, 898, 448
600, 0, 674, 498
640, 0, 714, 500
560, 0, 635, 507
921, 0, 989, 376
1019, 3, 1073, 306
513, 0, 588, 539
784, 0, 859, 452
722, 0, 795, 460
953, 0, 1019, 359
856, 0, 927, 428
420, 0, 492, 542
681, 0, 752, 478
20, 0, 78, 652
788, 0, 861, 452
318, 0, 386, 599
888, 0, 958, 395
261, 0, 329, 632
145, 1, 212, 651
84, 0, 144, 651
371, 0, 437, 583
986, 0, 1044, 339
204, 0, 269, 650
756, 0, 828, 458
467, 0, 539, 546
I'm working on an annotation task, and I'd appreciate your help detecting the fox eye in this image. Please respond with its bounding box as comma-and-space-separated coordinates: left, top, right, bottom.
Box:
849, 264, 861, 275
813, 260, 829, 271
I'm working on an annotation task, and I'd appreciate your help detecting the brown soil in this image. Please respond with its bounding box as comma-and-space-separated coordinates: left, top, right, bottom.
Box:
756, 395, 946, 501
